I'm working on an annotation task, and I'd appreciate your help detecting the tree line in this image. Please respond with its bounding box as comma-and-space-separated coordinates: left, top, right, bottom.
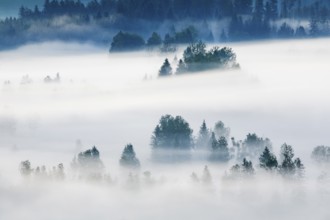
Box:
19, 114, 330, 182
0, 0, 329, 50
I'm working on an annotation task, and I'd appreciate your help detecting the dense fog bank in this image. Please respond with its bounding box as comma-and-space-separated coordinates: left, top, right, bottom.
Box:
0, 38, 330, 220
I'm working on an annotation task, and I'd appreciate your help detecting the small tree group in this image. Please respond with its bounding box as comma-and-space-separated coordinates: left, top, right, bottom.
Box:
19, 160, 65, 180
258, 144, 304, 179
71, 146, 104, 179
229, 158, 255, 178
159, 58, 172, 76
159, 42, 239, 77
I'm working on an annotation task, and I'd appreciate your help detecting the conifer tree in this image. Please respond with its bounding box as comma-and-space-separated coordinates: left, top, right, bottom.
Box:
259, 147, 278, 170
119, 143, 141, 168
159, 58, 172, 76
196, 120, 211, 149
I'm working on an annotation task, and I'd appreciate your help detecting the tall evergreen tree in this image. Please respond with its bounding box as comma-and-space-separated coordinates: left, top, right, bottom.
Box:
259, 147, 278, 170
210, 136, 230, 162
196, 120, 211, 149
279, 143, 296, 175
159, 58, 172, 76
242, 158, 254, 174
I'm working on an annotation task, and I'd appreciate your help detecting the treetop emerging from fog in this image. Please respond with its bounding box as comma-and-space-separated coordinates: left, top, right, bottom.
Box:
159, 42, 239, 77
151, 114, 193, 150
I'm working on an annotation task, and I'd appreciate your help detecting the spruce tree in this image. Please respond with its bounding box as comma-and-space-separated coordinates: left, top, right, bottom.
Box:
120, 144, 141, 168
196, 120, 211, 149
279, 143, 296, 175
259, 147, 278, 170
159, 58, 172, 76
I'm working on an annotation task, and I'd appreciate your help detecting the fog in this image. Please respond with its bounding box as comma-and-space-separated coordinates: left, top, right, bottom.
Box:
1, 38, 330, 220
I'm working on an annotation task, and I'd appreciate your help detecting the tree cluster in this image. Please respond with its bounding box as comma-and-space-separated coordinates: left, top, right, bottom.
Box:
159, 42, 239, 77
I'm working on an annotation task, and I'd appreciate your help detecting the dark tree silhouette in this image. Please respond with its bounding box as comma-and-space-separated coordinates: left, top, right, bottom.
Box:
159, 58, 172, 76
110, 31, 145, 52
119, 143, 141, 168
196, 120, 211, 149
210, 135, 230, 162
259, 147, 278, 170
181, 41, 239, 72
279, 143, 295, 175
151, 114, 193, 150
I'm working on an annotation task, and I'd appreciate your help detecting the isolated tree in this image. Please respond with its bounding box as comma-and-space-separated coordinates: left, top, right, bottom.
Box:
176, 59, 187, 74
20, 160, 32, 176
196, 120, 211, 149
119, 143, 141, 168
279, 143, 296, 175
159, 58, 172, 76
242, 158, 254, 175
259, 147, 278, 170
151, 114, 193, 150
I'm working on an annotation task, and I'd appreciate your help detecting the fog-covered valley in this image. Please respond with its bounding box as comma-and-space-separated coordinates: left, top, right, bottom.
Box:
1, 38, 330, 220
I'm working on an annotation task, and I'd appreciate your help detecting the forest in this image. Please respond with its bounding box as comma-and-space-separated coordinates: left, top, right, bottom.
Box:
0, 0, 330, 50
